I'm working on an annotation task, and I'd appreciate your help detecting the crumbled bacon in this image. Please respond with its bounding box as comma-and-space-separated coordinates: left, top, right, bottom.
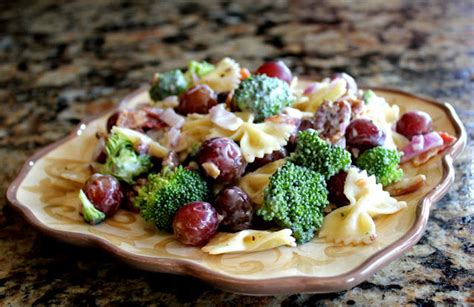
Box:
411, 132, 457, 166
386, 175, 426, 196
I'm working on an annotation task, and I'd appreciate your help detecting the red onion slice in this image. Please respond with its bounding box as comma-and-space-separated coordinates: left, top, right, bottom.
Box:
209, 104, 243, 131
159, 108, 185, 129
400, 131, 443, 163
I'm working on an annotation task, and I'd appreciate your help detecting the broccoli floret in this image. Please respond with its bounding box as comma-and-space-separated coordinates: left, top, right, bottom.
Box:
363, 89, 376, 104
355, 146, 403, 186
289, 129, 351, 179
134, 166, 210, 231
79, 190, 106, 225
104, 132, 152, 184
232, 75, 295, 122
184, 60, 215, 83
257, 162, 328, 243
149, 69, 188, 101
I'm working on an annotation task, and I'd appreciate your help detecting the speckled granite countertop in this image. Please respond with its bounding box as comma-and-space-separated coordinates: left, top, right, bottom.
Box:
1, 0, 473, 305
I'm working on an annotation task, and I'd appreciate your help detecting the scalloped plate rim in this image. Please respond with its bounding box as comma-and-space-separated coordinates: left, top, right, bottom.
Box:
6, 86, 467, 295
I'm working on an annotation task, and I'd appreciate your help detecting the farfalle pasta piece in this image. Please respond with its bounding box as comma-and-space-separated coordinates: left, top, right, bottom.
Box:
318, 167, 406, 245
201, 57, 241, 93
201, 229, 296, 255
239, 159, 285, 205
293, 78, 347, 113
175, 114, 214, 153
212, 120, 294, 163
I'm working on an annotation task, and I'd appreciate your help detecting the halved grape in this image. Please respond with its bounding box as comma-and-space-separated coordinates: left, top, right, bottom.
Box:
177, 85, 217, 115
255, 61, 292, 84
396, 111, 433, 140
248, 148, 287, 171
214, 186, 253, 232
172, 201, 220, 246
327, 171, 349, 207
196, 137, 247, 184
345, 118, 385, 152
83, 174, 123, 217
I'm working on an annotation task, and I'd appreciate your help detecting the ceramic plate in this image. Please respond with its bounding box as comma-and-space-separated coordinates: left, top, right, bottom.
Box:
7, 83, 466, 295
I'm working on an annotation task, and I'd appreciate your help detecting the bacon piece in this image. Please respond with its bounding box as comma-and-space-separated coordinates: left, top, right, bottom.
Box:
411, 132, 457, 166
386, 175, 426, 196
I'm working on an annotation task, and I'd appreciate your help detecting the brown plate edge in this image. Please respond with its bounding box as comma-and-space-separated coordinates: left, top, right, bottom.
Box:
5, 87, 467, 296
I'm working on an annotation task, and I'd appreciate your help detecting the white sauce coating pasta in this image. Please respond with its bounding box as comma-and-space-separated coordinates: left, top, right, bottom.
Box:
293, 78, 347, 112
211, 119, 294, 163
239, 159, 286, 205
111, 126, 169, 158
318, 167, 406, 245
201, 229, 296, 255
201, 57, 241, 93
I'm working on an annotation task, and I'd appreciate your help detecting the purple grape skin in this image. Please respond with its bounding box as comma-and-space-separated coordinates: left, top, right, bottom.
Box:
214, 186, 253, 232
196, 137, 247, 184
172, 201, 220, 246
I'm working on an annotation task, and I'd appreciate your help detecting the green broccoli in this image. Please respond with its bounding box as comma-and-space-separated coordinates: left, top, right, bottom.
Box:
149, 69, 188, 101
104, 132, 152, 184
184, 60, 215, 83
232, 75, 295, 122
355, 146, 403, 186
363, 89, 376, 104
289, 129, 351, 179
257, 161, 328, 243
134, 166, 210, 231
79, 190, 105, 225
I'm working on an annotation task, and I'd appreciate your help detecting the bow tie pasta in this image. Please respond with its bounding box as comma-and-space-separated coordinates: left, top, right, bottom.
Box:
175, 114, 215, 154
202, 229, 296, 255
239, 159, 286, 205
211, 120, 295, 163
201, 57, 241, 93
318, 167, 406, 245
293, 78, 347, 113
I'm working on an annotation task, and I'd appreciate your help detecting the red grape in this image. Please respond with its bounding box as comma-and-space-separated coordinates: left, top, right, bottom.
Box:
248, 148, 287, 171
83, 174, 123, 216
196, 137, 247, 184
172, 201, 220, 246
396, 111, 433, 140
106, 111, 120, 132
255, 61, 293, 84
214, 186, 253, 232
177, 85, 217, 115
327, 171, 349, 207
345, 118, 385, 152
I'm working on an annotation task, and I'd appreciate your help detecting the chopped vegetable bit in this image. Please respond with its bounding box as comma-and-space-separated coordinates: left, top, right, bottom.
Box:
258, 161, 329, 244
79, 190, 106, 225
184, 60, 215, 83
104, 132, 152, 184
355, 146, 403, 186
289, 129, 351, 179
232, 75, 295, 122
149, 69, 188, 101
363, 89, 376, 104
134, 166, 210, 231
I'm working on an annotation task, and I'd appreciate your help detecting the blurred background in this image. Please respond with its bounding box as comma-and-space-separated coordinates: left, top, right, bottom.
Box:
0, 0, 472, 305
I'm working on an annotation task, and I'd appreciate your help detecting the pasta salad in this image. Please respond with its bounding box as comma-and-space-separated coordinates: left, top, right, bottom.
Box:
78, 58, 456, 254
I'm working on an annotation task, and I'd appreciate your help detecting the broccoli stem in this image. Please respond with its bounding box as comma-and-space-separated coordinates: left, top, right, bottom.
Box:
79, 190, 106, 225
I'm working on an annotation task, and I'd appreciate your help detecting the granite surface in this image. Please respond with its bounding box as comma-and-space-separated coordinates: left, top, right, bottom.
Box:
0, 0, 473, 305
